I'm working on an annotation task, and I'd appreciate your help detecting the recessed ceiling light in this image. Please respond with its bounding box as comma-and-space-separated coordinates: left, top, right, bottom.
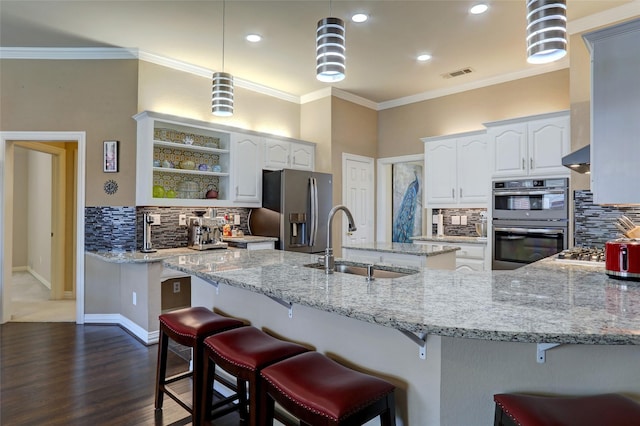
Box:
351, 13, 368, 23
246, 34, 262, 43
417, 54, 432, 62
470, 4, 489, 15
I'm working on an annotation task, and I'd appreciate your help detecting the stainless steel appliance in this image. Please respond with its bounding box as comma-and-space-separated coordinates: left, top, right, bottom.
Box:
187, 211, 228, 250
492, 178, 569, 270
249, 169, 332, 253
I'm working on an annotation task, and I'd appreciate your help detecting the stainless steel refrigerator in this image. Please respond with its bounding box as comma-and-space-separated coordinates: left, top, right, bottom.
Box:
249, 169, 333, 253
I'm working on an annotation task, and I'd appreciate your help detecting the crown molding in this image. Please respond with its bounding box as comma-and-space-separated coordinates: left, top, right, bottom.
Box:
568, 1, 640, 35
378, 59, 568, 111
0, 46, 137, 60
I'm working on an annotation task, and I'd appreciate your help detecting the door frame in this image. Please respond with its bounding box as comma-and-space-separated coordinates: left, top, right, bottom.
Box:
341, 153, 375, 243
376, 154, 424, 242
0, 131, 86, 324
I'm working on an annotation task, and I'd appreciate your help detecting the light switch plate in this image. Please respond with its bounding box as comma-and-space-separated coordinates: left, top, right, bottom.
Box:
234, 214, 241, 225
461, 215, 468, 225
179, 214, 187, 226
452, 215, 461, 225
150, 214, 161, 225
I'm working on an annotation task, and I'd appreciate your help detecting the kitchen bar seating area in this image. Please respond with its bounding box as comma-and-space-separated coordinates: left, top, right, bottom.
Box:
4, 4, 640, 426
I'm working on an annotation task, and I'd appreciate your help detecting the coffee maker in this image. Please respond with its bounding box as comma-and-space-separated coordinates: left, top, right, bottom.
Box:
187, 211, 228, 250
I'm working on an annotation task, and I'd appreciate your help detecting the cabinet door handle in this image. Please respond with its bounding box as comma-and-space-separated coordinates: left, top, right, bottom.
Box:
235, 186, 239, 196
452, 188, 455, 198
522, 158, 525, 170
530, 158, 533, 169
460, 188, 463, 197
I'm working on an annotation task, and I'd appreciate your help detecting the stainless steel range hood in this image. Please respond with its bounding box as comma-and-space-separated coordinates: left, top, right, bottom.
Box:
562, 145, 590, 174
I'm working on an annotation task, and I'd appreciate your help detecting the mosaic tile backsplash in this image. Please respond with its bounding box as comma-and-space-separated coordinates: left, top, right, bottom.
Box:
85, 207, 137, 251
85, 206, 250, 251
573, 191, 640, 248
431, 208, 488, 237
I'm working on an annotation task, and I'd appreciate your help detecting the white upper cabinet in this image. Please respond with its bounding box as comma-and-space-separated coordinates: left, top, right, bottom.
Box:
423, 130, 489, 207
584, 19, 640, 205
230, 133, 263, 205
264, 138, 315, 171
487, 111, 570, 178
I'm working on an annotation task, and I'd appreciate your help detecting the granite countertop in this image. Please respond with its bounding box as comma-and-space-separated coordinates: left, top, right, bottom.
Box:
342, 242, 460, 256
411, 235, 488, 245
86, 247, 201, 263
162, 250, 640, 345
222, 235, 278, 243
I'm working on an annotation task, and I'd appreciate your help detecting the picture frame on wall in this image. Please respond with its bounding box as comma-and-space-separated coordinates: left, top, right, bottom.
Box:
104, 140, 119, 172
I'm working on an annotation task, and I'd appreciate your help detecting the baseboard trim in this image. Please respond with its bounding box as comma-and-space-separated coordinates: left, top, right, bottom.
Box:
27, 267, 51, 290
84, 314, 159, 345
11, 266, 28, 272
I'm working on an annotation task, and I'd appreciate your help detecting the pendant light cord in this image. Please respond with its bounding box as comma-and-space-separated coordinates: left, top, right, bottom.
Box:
221, 0, 226, 72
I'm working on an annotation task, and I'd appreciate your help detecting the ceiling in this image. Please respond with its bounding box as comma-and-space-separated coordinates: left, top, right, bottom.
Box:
1, 1, 638, 106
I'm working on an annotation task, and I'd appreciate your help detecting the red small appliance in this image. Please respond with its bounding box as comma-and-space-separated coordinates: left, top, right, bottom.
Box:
605, 239, 640, 281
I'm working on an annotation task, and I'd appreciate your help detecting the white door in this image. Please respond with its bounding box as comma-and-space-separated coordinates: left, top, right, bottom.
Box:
342, 153, 375, 245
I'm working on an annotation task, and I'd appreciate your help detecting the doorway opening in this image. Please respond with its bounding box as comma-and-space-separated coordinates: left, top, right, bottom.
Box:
1, 132, 86, 324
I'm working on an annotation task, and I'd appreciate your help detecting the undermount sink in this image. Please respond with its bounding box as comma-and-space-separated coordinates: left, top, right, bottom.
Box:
304, 261, 418, 279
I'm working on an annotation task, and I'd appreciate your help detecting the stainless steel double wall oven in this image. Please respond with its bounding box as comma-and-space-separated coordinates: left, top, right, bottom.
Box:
492, 178, 569, 270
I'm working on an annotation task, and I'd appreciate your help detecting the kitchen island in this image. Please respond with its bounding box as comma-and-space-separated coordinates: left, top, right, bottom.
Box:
162, 249, 640, 425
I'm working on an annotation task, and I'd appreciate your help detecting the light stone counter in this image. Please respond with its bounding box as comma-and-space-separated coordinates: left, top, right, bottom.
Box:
162, 249, 640, 345
86, 247, 196, 264
341, 241, 460, 256
411, 235, 488, 245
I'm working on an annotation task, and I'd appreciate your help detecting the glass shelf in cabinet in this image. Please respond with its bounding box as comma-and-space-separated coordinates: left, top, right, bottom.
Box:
152, 167, 229, 177
153, 140, 229, 154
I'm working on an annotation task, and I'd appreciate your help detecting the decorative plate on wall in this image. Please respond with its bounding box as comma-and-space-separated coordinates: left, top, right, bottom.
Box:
104, 179, 118, 195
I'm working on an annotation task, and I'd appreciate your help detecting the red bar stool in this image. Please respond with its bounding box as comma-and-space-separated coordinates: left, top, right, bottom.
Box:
154, 307, 245, 425
494, 393, 640, 426
201, 326, 309, 425
260, 351, 396, 426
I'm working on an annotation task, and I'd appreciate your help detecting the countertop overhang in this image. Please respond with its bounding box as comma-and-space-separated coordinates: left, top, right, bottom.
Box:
158, 249, 640, 346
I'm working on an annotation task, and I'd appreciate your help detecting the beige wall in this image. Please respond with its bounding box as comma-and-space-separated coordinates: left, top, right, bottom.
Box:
330, 97, 378, 254
138, 61, 301, 139
300, 97, 332, 173
378, 70, 571, 158
0, 59, 139, 206
12, 147, 28, 268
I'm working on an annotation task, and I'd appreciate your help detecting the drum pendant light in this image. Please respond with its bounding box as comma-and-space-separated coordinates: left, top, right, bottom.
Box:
212, 0, 234, 116
316, 0, 345, 82
526, 0, 567, 64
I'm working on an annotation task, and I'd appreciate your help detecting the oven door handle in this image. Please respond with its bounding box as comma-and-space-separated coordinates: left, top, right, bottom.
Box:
494, 227, 564, 235
493, 190, 565, 196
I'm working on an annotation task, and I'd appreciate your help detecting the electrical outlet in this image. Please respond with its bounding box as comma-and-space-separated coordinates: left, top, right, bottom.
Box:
432, 214, 439, 224
461, 215, 468, 225
132, 291, 137, 306
150, 214, 161, 225
452, 215, 461, 225
173, 281, 181, 293
234, 214, 241, 225
179, 214, 187, 226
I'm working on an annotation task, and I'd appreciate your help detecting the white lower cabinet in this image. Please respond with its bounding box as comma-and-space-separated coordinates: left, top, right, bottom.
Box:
454, 243, 486, 271
412, 240, 487, 271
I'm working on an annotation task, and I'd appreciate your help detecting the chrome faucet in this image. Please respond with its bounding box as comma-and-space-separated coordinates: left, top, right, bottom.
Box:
323, 205, 357, 274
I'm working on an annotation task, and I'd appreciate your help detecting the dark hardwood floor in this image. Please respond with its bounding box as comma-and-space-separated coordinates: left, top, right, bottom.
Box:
0, 323, 242, 426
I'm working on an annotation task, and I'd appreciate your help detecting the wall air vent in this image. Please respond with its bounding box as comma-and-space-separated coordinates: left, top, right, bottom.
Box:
442, 67, 474, 79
